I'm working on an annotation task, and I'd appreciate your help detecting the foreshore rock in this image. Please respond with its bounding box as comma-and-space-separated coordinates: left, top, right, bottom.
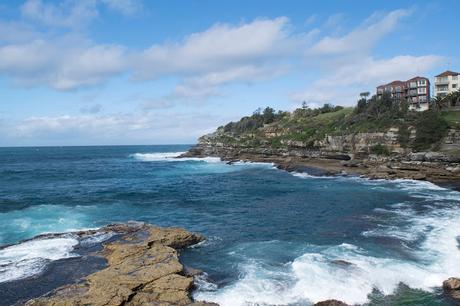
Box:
443, 277, 460, 300
23, 222, 217, 306
181, 140, 460, 189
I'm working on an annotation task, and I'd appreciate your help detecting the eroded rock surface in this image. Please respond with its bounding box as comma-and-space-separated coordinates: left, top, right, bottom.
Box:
443, 277, 460, 300
24, 222, 216, 306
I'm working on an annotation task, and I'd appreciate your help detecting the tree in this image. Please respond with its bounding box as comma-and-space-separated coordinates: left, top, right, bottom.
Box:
432, 95, 447, 111
262, 107, 276, 124
359, 92, 370, 100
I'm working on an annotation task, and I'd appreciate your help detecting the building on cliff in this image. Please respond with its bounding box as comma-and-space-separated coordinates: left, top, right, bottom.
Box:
376, 76, 430, 111
434, 70, 460, 99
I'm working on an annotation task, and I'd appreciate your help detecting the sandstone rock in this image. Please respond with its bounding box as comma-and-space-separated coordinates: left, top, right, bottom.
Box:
24, 223, 215, 306
444, 277, 460, 290
443, 277, 460, 301
314, 299, 349, 306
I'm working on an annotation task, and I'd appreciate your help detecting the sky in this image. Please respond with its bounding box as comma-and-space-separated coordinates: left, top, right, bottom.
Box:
0, 0, 459, 146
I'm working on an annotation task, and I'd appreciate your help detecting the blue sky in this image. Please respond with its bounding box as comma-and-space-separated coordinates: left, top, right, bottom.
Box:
0, 0, 459, 146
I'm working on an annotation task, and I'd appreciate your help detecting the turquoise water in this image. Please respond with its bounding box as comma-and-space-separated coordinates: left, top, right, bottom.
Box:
0, 145, 459, 305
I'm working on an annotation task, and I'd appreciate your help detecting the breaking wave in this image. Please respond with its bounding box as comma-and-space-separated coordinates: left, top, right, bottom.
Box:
195, 178, 460, 305
0, 236, 79, 283
130, 152, 222, 163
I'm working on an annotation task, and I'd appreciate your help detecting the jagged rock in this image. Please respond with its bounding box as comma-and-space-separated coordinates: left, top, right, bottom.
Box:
314, 299, 349, 306
443, 277, 460, 301
24, 223, 216, 306
330, 260, 354, 267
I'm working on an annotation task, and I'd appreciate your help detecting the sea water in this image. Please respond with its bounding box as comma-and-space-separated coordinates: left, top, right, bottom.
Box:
0, 145, 459, 305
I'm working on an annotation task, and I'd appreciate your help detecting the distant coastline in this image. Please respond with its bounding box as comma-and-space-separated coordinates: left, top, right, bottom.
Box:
182, 97, 460, 189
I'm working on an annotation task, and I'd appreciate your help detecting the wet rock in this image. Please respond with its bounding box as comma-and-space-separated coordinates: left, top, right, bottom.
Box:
24, 223, 216, 306
184, 266, 204, 277
443, 277, 460, 300
314, 299, 349, 306
330, 260, 354, 267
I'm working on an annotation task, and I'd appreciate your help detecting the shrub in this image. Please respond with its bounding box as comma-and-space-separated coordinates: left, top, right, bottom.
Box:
370, 144, 390, 156
412, 111, 448, 151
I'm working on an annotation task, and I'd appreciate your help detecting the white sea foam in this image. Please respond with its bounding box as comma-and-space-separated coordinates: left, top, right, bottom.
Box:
131, 152, 222, 163
80, 232, 114, 246
291, 172, 335, 179
0, 236, 79, 283
196, 182, 460, 306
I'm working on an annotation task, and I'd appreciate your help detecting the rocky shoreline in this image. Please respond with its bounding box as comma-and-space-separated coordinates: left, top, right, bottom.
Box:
2, 222, 459, 305
181, 143, 460, 190
10, 222, 216, 306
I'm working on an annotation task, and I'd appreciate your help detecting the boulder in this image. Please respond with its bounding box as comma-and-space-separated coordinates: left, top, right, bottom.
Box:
443, 277, 460, 300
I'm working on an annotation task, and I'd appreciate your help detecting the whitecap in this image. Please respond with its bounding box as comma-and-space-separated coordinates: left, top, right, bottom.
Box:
130, 152, 222, 163
291, 172, 335, 179
0, 236, 79, 283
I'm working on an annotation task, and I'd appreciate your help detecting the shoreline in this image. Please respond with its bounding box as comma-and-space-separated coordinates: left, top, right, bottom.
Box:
181, 149, 460, 191
1, 222, 216, 306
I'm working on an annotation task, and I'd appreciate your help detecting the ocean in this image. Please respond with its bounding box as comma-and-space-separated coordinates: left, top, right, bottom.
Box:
0, 145, 459, 305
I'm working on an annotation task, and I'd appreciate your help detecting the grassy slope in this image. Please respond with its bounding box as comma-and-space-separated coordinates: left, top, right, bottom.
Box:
214, 105, 459, 153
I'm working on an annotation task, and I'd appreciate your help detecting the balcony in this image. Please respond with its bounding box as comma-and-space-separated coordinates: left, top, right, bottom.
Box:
435, 86, 449, 92
435, 78, 449, 85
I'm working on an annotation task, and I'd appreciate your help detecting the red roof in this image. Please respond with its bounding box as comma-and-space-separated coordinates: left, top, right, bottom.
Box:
407, 76, 429, 82
377, 80, 405, 88
436, 70, 459, 77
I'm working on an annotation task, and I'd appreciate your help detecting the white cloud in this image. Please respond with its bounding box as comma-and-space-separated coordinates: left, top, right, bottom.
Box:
170, 64, 288, 100
134, 17, 295, 79
131, 17, 297, 101
290, 9, 444, 107
0, 21, 42, 43
0, 38, 126, 90
291, 55, 443, 105
309, 9, 410, 56
2, 112, 232, 145
101, 0, 141, 15
20, 0, 99, 28
20, 0, 140, 28
0, 5, 446, 109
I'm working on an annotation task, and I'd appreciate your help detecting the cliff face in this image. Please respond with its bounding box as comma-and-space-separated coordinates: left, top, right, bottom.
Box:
182, 119, 460, 185
186, 126, 460, 163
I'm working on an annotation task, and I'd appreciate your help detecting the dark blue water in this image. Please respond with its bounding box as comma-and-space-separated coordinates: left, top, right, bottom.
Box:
1, 145, 459, 305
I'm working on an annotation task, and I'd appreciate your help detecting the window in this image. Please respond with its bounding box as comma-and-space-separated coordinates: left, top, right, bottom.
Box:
437, 77, 448, 82
418, 80, 426, 86
453, 84, 458, 89
418, 87, 427, 94
453, 75, 458, 80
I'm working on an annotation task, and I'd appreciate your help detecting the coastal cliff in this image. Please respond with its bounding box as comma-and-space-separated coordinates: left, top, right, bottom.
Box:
16, 222, 216, 306
183, 102, 460, 185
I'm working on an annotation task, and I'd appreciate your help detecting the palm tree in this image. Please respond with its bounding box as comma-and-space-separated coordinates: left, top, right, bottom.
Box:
432, 95, 448, 111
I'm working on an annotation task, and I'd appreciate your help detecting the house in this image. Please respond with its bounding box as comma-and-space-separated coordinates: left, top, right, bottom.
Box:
376, 76, 430, 111
434, 70, 460, 98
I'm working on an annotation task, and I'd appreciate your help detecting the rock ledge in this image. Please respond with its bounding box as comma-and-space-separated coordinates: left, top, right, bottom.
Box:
24, 222, 217, 306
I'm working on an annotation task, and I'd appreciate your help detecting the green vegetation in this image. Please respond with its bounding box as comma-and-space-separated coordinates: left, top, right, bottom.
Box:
370, 144, 391, 156
214, 92, 456, 152
442, 110, 460, 126
412, 111, 449, 151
